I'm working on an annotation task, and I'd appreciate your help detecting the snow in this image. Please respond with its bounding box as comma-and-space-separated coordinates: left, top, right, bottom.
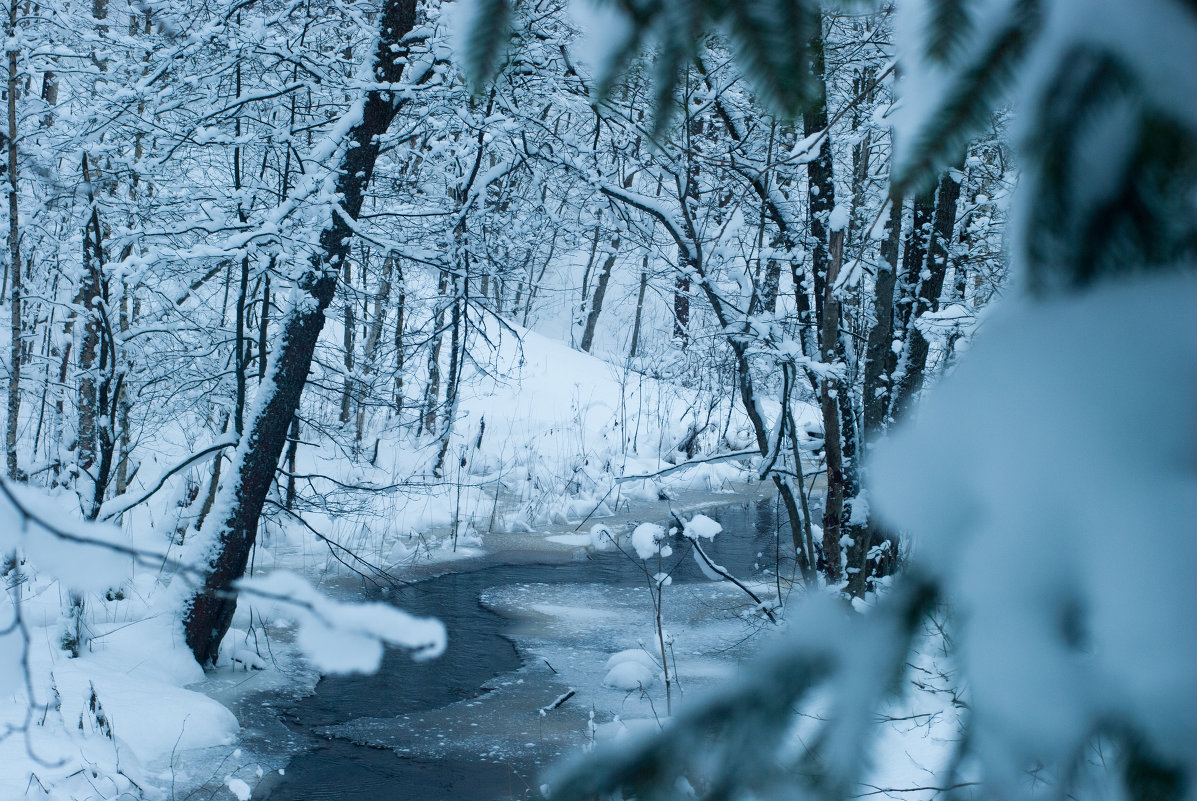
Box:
872, 271, 1197, 791
564, 0, 636, 78
602, 661, 656, 691
828, 202, 850, 232
53, 659, 239, 762
630, 522, 668, 559
226, 777, 252, 801
681, 513, 721, 541
545, 533, 593, 547
603, 648, 661, 673
588, 523, 615, 551
239, 571, 447, 673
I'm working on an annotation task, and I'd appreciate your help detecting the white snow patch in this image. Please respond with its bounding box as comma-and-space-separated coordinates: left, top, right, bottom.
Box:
681, 513, 722, 540
631, 522, 668, 559
603, 648, 661, 673
602, 660, 656, 691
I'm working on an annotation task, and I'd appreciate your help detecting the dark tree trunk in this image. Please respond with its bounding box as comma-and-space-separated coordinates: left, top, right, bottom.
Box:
355, 252, 393, 443
182, 0, 419, 666
862, 191, 903, 437
258, 274, 270, 383
339, 255, 356, 424
818, 228, 846, 583
394, 257, 406, 416
433, 274, 464, 478
580, 237, 617, 352
77, 154, 105, 518
673, 274, 690, 344
627, 265, 647, 359
6, 8, 21, 480
761, 257, 781, 315
284, 415, 299, 510
422, 269, 448, 435
802, 14, 867, 585
890, 168, 961, 420
804, 20, 833, 350
890, 186, 935, 376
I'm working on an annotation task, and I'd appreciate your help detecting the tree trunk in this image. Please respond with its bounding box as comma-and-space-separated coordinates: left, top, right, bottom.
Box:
862, 191, 902, 437
182, 0, 419, 666
433, 274, 464, 478
422, 269, 448, 435
339, 252, 356, 424
627, 264, 648, 360
77, 154, 104, 518
673, 274, 690, 344
890, 168, 961, 420
6, 1, 21, 480
394, 257, 406, 416
802, 14, 867, 585
580, 237, 617, 352
355, 252, 393, 443
804, 16, 833, 350
576, 223, 602, 346
818, 228, 846, 583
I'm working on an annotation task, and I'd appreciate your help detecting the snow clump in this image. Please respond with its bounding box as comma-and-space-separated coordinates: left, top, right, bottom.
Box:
589, 523, 616, 551
602, 661, 657, 691
681, 513, 721, 540
631, 523, 670, 559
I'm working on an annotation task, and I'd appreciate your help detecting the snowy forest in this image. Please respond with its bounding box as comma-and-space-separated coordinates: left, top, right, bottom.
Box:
1, 0, 1193, 798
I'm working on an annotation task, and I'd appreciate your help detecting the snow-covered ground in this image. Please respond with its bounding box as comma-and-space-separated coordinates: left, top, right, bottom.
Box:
1, 322, 821, 800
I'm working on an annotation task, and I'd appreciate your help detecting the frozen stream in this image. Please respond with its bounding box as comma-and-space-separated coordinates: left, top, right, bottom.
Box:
239, 489, 800, 800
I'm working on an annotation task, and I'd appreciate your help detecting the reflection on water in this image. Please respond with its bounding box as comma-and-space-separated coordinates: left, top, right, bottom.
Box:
251, 493, 792, 800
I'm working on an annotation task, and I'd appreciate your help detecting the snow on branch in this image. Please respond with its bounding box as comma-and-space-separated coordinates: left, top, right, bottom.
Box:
237, 572, 446, 674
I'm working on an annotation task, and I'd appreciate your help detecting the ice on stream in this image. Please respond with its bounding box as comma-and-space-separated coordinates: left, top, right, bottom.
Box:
322, 578, 776, 766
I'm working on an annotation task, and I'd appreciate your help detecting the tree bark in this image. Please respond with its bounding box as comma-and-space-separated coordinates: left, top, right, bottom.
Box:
818, 228, 846, 582
433, 274, 464, 478
393, 257, 406, 415
77, 154, 104, 518
804, 17, 834, 349
890, 168, 961, 420
339, 248, 359, 425
182, 0, 419, 666
862, 191, 902, 437
580, 237, 617, 352
355, 252, 393, 443
422, 269, 448, 435
6, 0, 21, 480
627, 264, 647, 360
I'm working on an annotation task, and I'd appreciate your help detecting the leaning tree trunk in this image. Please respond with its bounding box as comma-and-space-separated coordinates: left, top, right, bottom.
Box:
183, 0, 419, 666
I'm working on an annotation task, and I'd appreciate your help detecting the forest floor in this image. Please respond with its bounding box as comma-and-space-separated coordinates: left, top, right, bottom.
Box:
0, 325, 842, 801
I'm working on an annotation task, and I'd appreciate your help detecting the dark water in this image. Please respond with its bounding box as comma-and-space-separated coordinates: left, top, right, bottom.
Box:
249, 496, 789, 800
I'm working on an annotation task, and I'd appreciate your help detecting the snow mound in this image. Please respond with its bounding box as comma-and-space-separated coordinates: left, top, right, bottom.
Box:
602, 661, 656, 691
603, 649, 660, 673
53, 660, 239, 763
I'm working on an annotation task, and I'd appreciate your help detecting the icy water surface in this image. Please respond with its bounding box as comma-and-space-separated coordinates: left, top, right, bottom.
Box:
248, 493, 795, 800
